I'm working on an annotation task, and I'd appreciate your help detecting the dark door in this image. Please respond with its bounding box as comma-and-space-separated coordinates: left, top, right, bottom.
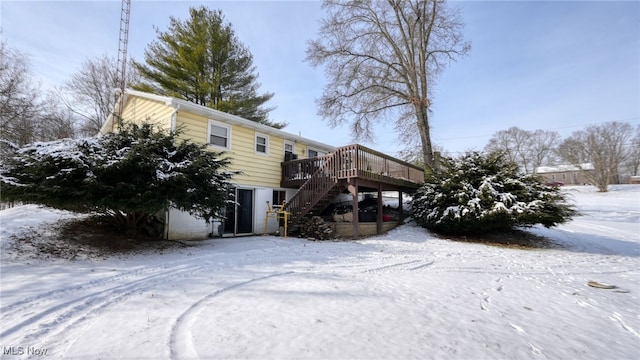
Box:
236, 189, 253, 234
222, 188, 253, 235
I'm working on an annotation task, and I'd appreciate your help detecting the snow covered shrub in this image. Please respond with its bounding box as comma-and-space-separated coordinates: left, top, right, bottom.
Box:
411, 152, 576, 235
0, 123, 236, 235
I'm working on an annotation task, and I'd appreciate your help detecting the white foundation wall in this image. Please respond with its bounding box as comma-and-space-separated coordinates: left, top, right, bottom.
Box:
251, 187, 299, 235
165, 208, 219, 240
164, 187, 296, 239
255, 187, 282, 234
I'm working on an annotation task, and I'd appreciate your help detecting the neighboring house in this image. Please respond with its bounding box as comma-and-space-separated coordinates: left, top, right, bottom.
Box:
535, 164, 595, 185
101, 89, 424, 239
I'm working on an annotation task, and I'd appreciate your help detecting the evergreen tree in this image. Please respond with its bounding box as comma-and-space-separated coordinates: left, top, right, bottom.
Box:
1, 123, 236, 236
411, 152, 576, 235
133, 6, 283, 128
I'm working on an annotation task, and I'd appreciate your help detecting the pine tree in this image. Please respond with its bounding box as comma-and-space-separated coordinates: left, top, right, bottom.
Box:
1, 123, 236, 236
411, 152, 576, 235
133, 6, 283, 128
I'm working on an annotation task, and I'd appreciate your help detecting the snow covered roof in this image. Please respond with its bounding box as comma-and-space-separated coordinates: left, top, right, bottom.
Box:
103, 89, 336, 153
535, 163, 594, 173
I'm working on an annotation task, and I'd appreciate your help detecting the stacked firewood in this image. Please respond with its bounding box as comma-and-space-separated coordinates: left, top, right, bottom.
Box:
299, 216, 338, 241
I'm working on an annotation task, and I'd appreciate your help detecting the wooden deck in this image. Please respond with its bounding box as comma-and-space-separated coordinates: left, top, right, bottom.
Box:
280, 145, 424, 236
281, 144, 424, 190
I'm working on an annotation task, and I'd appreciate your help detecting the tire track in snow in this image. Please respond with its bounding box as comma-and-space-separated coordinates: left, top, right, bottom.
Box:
1, 262, 205, 346
169, 271, 294, 360
363, 259, 422, 273
1, 257, 213, 319
2, 244, 322, 352
362, 260, 435, 274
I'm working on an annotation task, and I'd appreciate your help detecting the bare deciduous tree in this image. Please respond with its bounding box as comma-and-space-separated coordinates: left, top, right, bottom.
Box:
558, 121, 633, 192
306, 0, 470, 171
397, 141, 448, 168
38, 92, 76, 141
485, 127, 560, 174
0, 38, 77, 147
529, 129, 561, 172
624, 124, 640, 178
485, 127, 530, 172
62, 54, 139, 136
0, 39, 41, 146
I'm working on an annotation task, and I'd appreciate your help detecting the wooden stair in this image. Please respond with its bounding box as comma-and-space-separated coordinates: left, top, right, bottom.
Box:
284, 152, 342, 225
281, 144, 425, 229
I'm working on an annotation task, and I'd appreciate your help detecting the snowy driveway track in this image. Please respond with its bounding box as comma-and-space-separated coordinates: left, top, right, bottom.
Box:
1, 186, 639, 359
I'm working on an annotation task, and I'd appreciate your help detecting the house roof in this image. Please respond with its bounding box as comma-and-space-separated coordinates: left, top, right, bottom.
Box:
102, 89, 336, 152
536, 163, 594, 173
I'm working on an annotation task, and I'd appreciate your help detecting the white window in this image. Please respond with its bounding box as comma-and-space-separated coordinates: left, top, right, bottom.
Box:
208, 120, 231, 149
307, 148, 325, 158
284, 141, 298, 161
256, 133, 269, 154
284, 141, 294, 155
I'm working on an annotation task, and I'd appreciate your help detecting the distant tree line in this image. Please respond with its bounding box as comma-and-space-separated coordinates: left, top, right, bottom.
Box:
484, 121, 640, 191
0, 38, 76, 147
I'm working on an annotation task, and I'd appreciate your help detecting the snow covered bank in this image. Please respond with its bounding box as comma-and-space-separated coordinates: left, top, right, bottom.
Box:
1, 185, 638, 359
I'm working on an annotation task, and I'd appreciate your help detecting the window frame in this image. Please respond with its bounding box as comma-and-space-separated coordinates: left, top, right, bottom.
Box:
307, 147, 325, 158
272, 190, 287, 208
255, 132, 269, 155
284, 140, 295, 155
207, 119, 231, 150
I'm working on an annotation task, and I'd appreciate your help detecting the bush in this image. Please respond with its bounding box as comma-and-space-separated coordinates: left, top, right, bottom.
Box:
1, 123, 236, 236
411, 152, 576, 235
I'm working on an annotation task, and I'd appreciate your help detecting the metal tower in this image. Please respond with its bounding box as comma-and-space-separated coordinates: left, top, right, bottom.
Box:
114, 0, 131, 127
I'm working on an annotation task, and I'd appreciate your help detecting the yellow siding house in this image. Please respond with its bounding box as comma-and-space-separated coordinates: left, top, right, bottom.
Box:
101, 89, 334, 239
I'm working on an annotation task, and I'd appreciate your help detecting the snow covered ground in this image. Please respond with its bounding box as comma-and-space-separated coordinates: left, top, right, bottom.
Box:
0, 185, 638, 359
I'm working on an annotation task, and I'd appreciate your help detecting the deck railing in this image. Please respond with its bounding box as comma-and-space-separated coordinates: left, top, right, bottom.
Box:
281, 144, 424, 188
281, 144, 425, 223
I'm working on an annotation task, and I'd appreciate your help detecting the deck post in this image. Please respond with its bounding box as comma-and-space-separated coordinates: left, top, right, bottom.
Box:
398, 190, 404, 225
377, 185, 383, 235
349, 179, 359, 239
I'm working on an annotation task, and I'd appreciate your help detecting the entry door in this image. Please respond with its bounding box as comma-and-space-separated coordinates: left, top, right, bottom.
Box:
236, 189, 254, 234
223, 188, 254, 235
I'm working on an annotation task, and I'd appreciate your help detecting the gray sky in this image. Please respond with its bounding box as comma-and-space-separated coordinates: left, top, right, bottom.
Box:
2, 0, 639, 157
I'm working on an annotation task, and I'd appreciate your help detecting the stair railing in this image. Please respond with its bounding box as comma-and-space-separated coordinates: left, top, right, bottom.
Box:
284, 151, 338, 222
